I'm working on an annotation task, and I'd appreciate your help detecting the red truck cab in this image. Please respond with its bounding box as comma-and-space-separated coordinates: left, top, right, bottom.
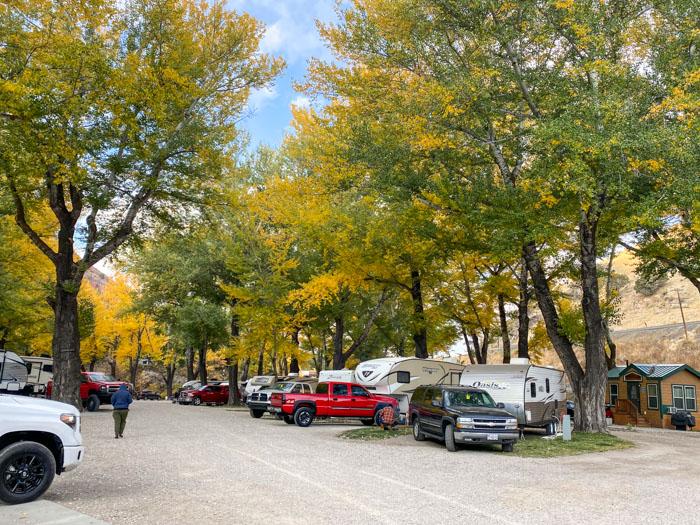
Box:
46, 371, 132, 412
269, 381, 399, 427
179, 383, 229, 406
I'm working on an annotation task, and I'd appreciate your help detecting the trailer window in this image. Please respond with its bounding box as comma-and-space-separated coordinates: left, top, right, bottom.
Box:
397, 371, 410, 384
43, 364, 53, 373
545, 378, 550, 393
530, 382, 536, 398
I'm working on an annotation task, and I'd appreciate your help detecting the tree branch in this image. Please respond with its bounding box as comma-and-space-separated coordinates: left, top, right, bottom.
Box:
8, 180, 58, 263
342, 289, 388, 360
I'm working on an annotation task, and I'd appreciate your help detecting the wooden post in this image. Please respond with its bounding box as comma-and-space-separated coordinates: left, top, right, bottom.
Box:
676, 289, 689, 340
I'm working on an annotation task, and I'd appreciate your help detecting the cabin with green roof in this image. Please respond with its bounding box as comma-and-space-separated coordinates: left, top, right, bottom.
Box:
606, 363, 699, 431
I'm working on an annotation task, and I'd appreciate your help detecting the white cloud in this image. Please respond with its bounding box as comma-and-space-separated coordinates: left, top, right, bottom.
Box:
290, 95, 311, 110
247, 85, 278, 111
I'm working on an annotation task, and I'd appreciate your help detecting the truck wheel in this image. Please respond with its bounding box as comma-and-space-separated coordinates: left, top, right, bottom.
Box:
444, 423, 457, 452
373, 409, 385, 426
86, 394, 100, 412
502, 442, 514, 453
283, 415, 295, 425
249, 409, 265, 419
413, 418, 425, 441
0, 441, 56, 505
192, 397, 202, 406
294, 407, 314, 427
360, 419, 374, 426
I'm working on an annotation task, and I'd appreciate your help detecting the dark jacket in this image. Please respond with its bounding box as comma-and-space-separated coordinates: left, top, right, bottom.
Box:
111, 385, 133, 410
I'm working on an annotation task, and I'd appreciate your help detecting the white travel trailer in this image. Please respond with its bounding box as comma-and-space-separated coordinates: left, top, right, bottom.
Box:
355, 358, 465, 415
459, 360, 566, 434
243, 375, 278, 398
318, 369, 356, 383
0, 350, 28, 394
22, 355, 53, 395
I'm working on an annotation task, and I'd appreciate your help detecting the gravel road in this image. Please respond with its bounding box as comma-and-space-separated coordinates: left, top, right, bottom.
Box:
44, 401, 700, 524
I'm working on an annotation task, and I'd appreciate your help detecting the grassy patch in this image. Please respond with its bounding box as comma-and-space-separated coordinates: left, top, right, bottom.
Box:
513, 432, 633, 458
339, 426, 413, 441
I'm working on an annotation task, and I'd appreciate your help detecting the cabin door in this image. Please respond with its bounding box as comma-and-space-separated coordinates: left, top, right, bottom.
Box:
627, 382, 641, 410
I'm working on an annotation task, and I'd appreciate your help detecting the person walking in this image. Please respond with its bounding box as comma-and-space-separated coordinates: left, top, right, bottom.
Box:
111, 384, 133, 439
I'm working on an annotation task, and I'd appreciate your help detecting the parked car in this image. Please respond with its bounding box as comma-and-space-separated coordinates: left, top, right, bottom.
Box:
137, 390, 162, 400
179, 383, 229, 406
269, 381, 399, 427
46, 372, 133, 412
409, 385, 519, 452
0, 393, 84, 504
247, 380, 316, 418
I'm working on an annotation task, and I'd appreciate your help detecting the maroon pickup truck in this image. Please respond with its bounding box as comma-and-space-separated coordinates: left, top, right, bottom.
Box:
269, 381, 399, 427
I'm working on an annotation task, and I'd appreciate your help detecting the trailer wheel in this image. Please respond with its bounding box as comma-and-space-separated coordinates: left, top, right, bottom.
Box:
545, 421, 557, 436
444, 423, 457, 452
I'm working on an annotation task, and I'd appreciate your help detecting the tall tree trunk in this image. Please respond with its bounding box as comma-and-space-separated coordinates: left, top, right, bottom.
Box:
198, 336, 208, 385
333, 316, 345, 369
603, 243, 618, 369
165, 360, 176, 399
186, 346, 195, 381
290, 329, 300, 374
89, 356, 96, 372
578, 214, 608, 432
256, 346, 264, 376
471, 332, 488, 364
241, 357, 250, 382
228, 310, 241, 405
497, 294, 511, 363
410, 269, 428, 358
51, 281, 82, 408
461, 324, 476, 364
129, 328, 143, 387
517, 260, 530, 360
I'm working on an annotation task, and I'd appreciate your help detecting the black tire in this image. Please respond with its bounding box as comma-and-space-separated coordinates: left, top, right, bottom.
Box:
0, 441, 56, 505
444, 423, 457, 452
192, 397, 202, 406
502, 442, 514, 453
412, 417, 425, 441
249, 409, 265, 419
283, 415, 295, 424
86, 394, 100, 412
294, 407, 314, 427
361, 419, 374, 426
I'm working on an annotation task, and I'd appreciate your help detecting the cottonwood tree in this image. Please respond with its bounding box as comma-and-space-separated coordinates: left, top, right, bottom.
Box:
0, 0, 281, 406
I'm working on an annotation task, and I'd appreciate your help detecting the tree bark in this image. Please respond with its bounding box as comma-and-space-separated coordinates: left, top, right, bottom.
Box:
517, 260, 530, 360
461, 324, 476, 364
290, 329, 300, 374
241, 357, 250, 382
198, 336, 207, 385
186, 346, 195, 381
164, 360, 176, 399
51, 283, 82, 408
603, 244, 617, 369
497, 294, 511, 363
332, 316, 345, 369
410, 269, 428, 358
129, 327, 143, 387
256, 346, 264, 376
227, 360, 240, 406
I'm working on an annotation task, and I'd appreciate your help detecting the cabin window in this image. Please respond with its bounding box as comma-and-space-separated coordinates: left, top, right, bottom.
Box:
303, 384, 311, 393
647, 383, 658, 410
530, 382, 536, 398
432, 389, 443, 404
545, 378, 550, 393
291, 384, 302, 393
610, 383, 618, 406
397, 371, 410, 384
316, 383, 329, 394
684, 386, 697, 411
333, 384, 349, 396
351, 385, 369, 397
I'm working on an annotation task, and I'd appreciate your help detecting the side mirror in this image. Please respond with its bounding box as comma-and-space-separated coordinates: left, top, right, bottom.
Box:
432, 399, 442, 408
496, 402, 505, 409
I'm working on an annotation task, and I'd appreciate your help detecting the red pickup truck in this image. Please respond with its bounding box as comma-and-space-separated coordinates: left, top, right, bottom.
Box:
179, 383, 229, 406
269, 381, 399, 427
46, 371, 132, 412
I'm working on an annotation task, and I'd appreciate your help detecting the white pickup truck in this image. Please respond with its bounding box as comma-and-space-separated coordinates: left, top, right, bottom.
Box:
0, 394, 84, 504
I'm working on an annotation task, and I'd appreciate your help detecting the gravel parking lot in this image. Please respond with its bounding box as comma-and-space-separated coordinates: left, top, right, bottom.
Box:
39, 401, 700, 524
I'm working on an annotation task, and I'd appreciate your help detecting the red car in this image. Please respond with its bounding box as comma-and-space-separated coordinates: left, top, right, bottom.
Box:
180, 383, 229, 406
46, 371, 132, 412
269, 381, 399, 427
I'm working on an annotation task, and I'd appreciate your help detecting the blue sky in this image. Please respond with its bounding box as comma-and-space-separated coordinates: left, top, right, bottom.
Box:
226, 0, 340, 148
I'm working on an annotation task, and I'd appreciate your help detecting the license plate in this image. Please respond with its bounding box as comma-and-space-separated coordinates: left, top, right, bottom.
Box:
487, 433, 498, 441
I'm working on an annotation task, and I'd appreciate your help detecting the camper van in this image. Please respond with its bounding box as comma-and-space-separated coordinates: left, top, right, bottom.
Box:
459, 360, 566, 434
317, 369, 356, 383
0, 350, 29, 394
22, 355, 53, 395
355, 358, 465, 416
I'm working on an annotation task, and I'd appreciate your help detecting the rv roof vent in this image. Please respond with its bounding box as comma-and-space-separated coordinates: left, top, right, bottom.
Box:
510, 358, 530, 365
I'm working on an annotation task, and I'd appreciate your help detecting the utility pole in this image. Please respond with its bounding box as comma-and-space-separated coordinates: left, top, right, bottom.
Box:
676, 289, 689, 340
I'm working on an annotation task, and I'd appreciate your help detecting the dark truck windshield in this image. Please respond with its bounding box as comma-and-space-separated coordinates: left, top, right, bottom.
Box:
445, 390, 496, 408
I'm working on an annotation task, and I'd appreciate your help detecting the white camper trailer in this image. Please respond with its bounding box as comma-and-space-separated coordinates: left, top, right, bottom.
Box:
0, 350, 29, 394
22, 356, 53, 395
317, 369, 356, 383
244, 375, 278, 398
355, 358, 465, 415
459, 361, 566, 434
